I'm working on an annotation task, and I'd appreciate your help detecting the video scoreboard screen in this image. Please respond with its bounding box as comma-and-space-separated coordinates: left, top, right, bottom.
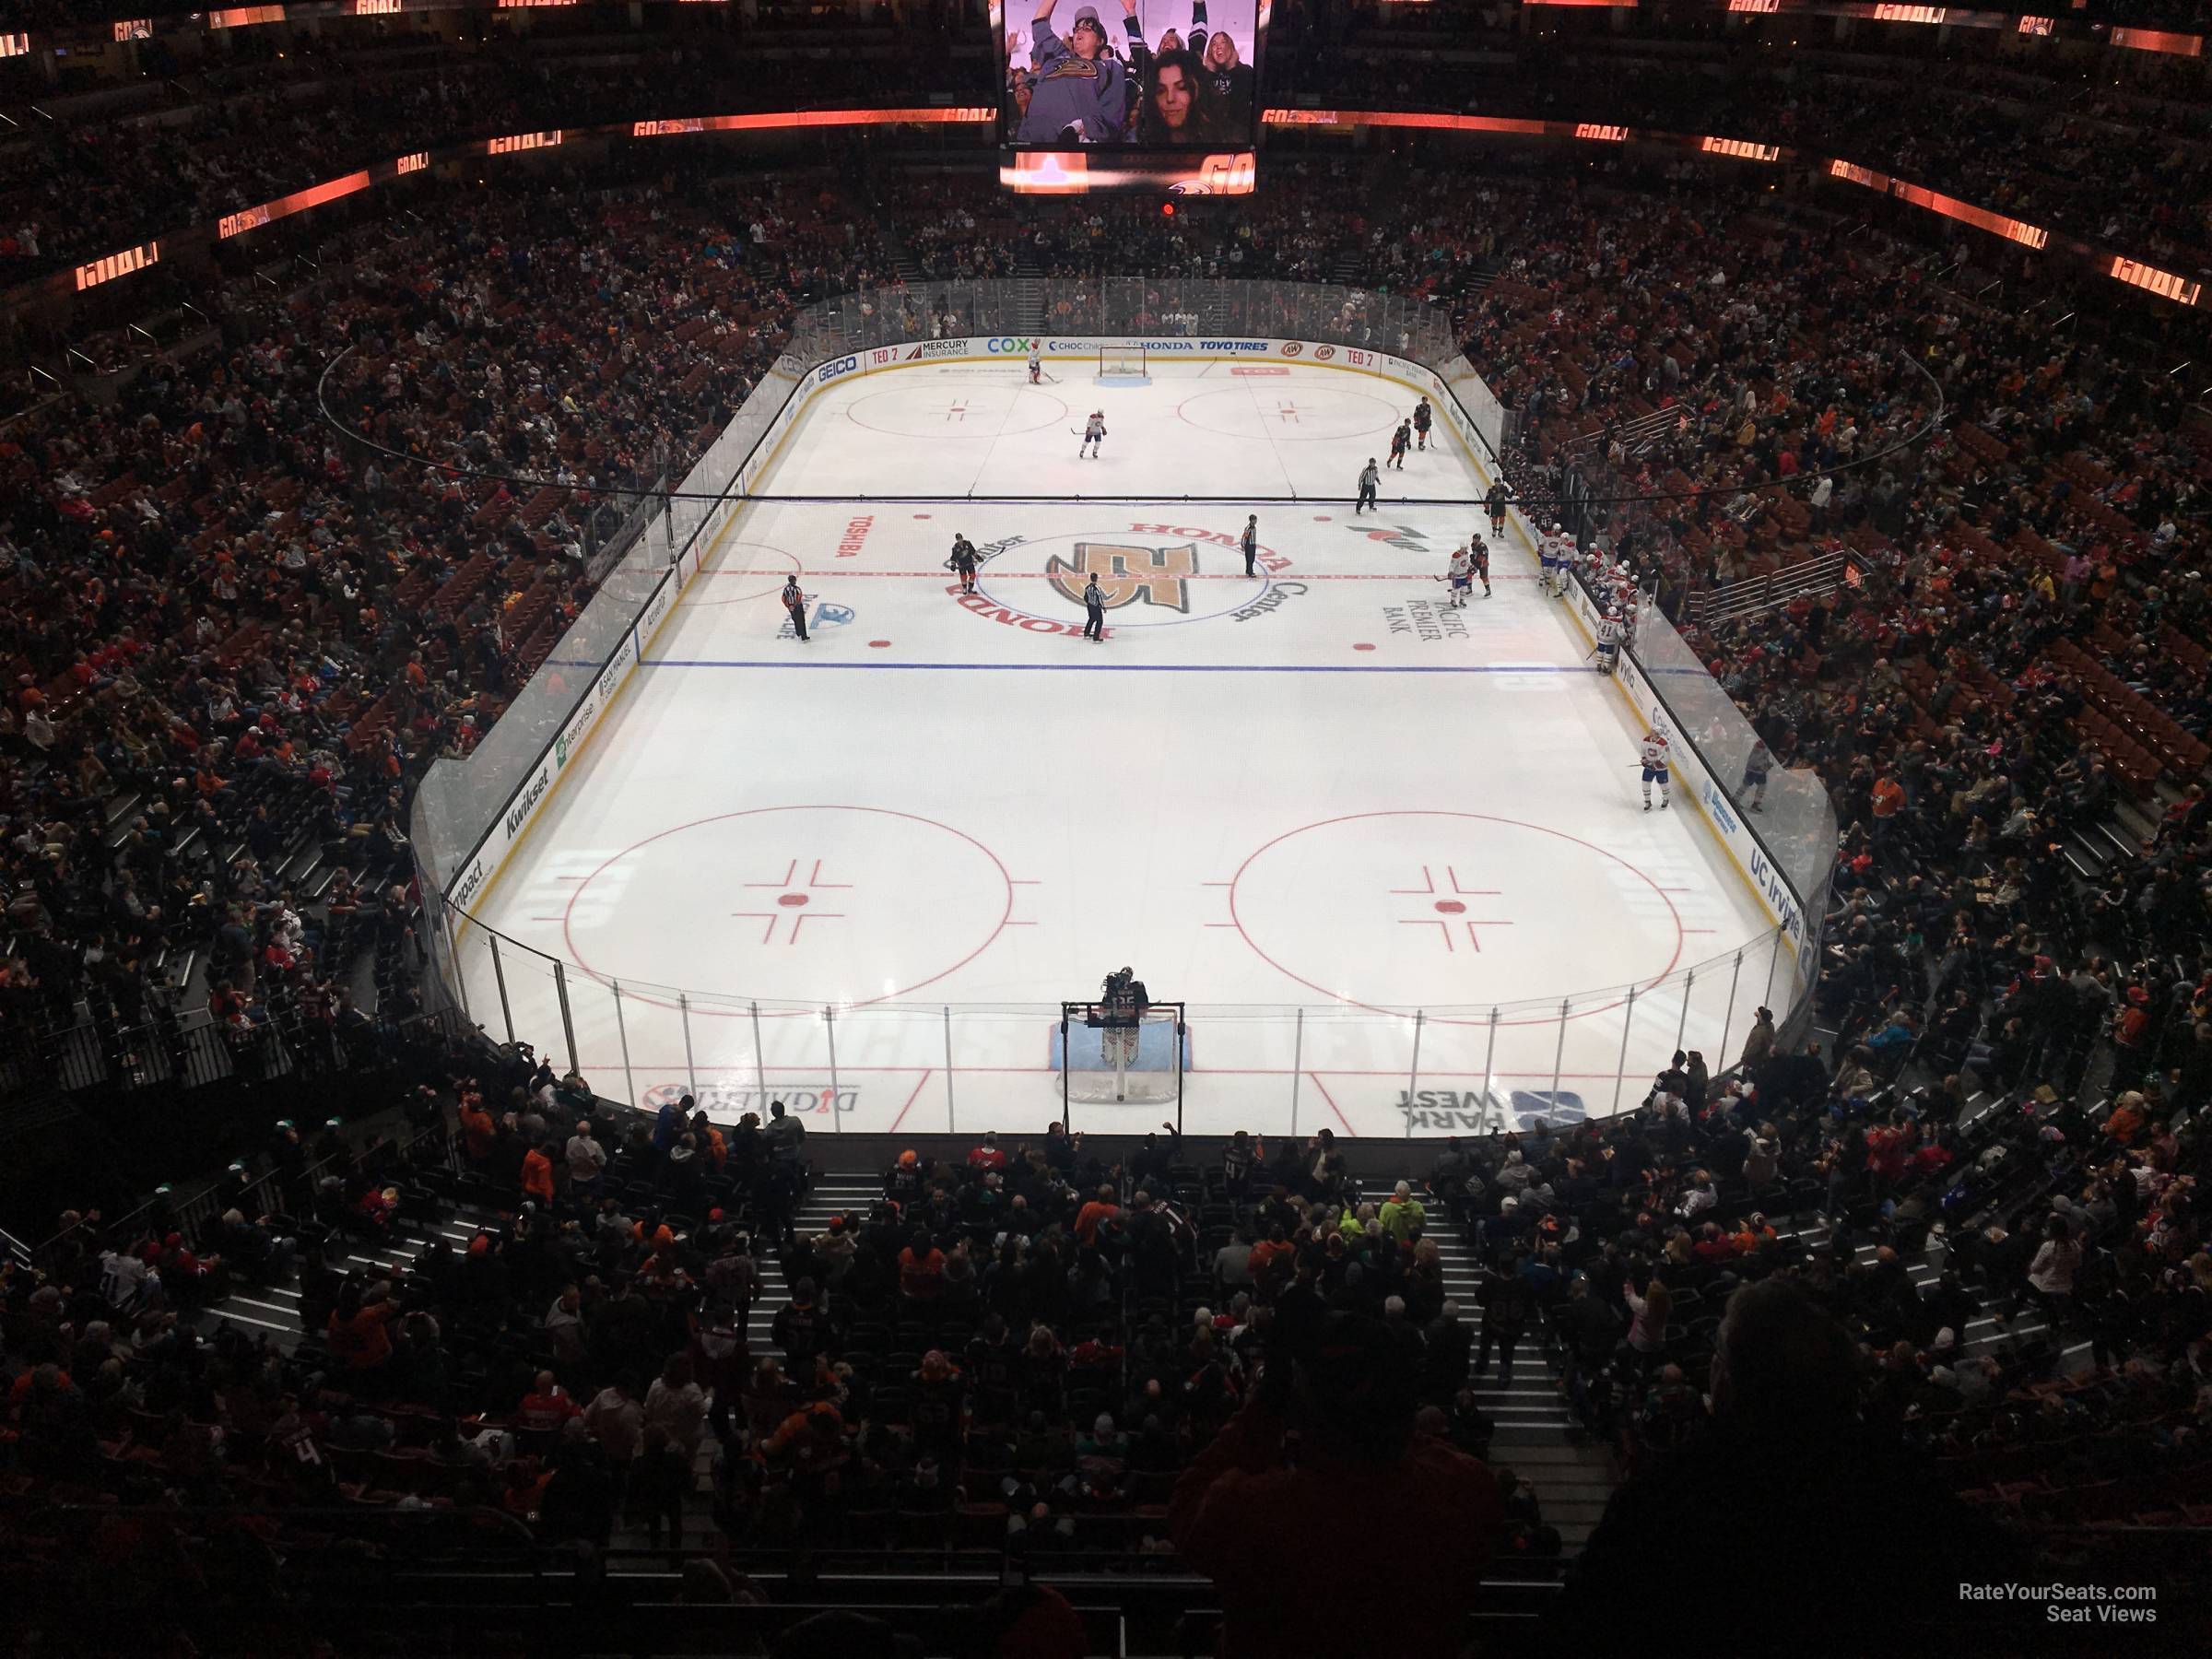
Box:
994, 0, 1266, 194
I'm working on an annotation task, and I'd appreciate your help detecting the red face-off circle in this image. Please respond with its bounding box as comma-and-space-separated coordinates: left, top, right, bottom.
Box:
559, 805, 1017, 1016
1226, 810, 1686, 1025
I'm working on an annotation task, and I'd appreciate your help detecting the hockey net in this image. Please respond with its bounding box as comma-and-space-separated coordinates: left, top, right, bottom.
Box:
1057, 999, 1185, 1106
1096, 345, 1148, 381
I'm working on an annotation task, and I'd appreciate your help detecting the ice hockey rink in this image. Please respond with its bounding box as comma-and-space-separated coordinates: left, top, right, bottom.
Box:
457, 356, 1794, 1138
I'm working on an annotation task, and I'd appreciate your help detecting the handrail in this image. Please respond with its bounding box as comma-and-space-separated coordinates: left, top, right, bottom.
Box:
25, 1097, 456, 1275
38, 1500, 540, 1551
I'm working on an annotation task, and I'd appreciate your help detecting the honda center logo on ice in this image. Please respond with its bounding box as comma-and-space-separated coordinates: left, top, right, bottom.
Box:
1046, 542, 1199, 613
957, 527, 1300, 634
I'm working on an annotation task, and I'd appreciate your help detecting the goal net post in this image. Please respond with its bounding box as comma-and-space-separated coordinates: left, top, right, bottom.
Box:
1096, 344, 1150, 385
1056, 998, 1186, 1124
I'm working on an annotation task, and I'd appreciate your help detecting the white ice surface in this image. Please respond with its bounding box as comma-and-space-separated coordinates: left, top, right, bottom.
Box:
460, 359, 1792, 1137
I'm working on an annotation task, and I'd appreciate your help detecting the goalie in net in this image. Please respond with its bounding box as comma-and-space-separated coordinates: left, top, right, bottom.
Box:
1063, 970, 1183, 1106
1093, 966, 1147, 1060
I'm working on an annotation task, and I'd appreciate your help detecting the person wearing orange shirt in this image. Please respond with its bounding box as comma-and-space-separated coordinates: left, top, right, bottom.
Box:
326, 1282, 401, 1380
689, 1110, 727, 1171
1244, 1223, 1294, 1295
899, 1230, 947, 1303
1074, 1183, 1122, 1246
522, 1141, 557, 1206
1868, 773, 1905, 844
2103, 1088, 2147, 1145
459, 1095, 498, 1165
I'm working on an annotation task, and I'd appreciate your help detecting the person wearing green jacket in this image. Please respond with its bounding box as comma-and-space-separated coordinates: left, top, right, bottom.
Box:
1380, 1180, 1428, 1242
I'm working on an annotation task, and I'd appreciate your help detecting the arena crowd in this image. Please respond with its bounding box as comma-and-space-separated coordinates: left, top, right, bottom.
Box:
1, 8, 2210, 1646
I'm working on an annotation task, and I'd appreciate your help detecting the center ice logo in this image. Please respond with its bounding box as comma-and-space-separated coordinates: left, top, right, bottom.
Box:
1044, 541, 1199, 613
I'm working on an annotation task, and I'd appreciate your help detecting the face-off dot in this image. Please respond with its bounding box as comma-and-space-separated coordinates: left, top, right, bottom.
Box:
778, 893, 809, 907
869, 640, 892, 648
1354, 642, 1376, 652
1434, 900, 1466, 914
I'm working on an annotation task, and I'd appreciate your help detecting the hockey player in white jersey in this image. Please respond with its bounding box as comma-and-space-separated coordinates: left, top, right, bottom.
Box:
1444, 544, 1474, 607
1538, 525, 1563, 595
1080, 410, 1106, 459
1028, 346, 1042, 385
1639, 726, 1672, 812
1594, 608, 1627, 675
1550, 524, 1581, 596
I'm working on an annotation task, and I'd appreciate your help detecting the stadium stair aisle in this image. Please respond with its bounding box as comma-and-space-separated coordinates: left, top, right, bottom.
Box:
606, 1172, 887, 1558
194, 1200, 497, 1348
1429, 1226, 1619, 1555
1771, 1216, 2093, 1375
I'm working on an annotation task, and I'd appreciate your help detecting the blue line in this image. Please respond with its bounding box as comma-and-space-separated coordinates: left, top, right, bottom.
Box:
637, 659, 1597, 674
